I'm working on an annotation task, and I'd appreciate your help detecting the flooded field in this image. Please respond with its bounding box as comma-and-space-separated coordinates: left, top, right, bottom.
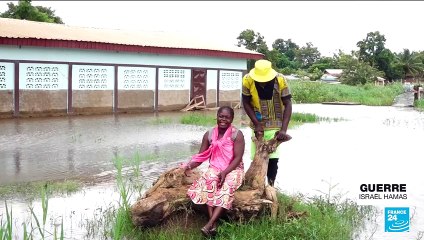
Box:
1, 104, 423, 239
0, 112, 207, 185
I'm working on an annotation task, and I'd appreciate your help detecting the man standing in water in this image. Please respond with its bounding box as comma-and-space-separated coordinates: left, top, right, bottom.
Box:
242, 59, 292, 186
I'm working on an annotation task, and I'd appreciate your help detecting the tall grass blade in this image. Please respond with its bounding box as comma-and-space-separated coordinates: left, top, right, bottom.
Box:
60, 217, 64, 240
6, 201, 12, 240
41, 185, 49, 227
29, 206, 44, 239
23, 223, 28, 240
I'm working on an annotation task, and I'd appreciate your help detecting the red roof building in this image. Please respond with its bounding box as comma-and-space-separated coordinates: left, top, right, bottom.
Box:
0, 18, 262, 117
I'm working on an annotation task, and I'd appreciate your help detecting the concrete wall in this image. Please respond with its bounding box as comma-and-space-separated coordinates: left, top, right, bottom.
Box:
118, 90, 154, 112
219, 90, 241, 107
0, 61, 14, 117
0, 90, 13, 117
158, 90, 189, 111
19, 90, 67, 116
72, 90, 113, 114
206, 89, 217, 107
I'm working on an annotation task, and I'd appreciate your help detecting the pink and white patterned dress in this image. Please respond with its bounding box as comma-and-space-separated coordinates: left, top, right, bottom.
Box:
187, 125, 244, 210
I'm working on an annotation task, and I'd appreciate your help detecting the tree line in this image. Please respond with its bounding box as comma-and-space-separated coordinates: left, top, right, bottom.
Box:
2, 1, 423, 86
237, 29, 424, 85
0, 0, 63, 24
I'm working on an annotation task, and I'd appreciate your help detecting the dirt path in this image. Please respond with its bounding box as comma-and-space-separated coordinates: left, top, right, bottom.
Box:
392, 91, 414, 107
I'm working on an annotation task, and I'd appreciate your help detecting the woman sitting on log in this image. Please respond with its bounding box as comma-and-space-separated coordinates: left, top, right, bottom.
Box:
181, 106, 245, 237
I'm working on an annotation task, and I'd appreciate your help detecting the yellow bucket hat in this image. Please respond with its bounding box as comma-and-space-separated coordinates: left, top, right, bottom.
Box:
249, 59, 277, 82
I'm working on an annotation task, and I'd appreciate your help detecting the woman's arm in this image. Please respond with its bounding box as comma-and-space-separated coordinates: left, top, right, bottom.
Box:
198, 131, 211, 154
184, 131, 210, 171
219, 130, 245, 184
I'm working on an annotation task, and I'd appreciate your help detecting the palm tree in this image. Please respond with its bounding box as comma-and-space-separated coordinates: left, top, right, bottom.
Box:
396, 49, 424, 84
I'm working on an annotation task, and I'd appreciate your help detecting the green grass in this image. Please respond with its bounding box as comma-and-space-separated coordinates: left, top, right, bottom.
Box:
414, 99, 424, 110
150, 117, 174, 125
0, 202, 13, 240
1, 185, 65, 240
289, 81, 404, 106
138, 193, 374, 240
291, 112, 320, 123
291, 112, 344, 123
95, 152, 374, 240
84, 153, 146, 240
180, 112, 216, 126
289, 112, 344, 129
0, 180, 80, 200
119, 150, 198, 167
1, 151, 372, 240
180, 111, 343, 129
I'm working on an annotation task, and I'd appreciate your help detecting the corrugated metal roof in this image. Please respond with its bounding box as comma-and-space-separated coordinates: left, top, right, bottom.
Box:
320, 74, 339, 81
324, 69, 343, 76
0, 18, 263, 59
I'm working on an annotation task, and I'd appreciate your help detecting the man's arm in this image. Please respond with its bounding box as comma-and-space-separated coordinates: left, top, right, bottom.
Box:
281, 97, 292, 133
242, 95, 264, 138
242, 95, 259, 126
275, 96, 292, 141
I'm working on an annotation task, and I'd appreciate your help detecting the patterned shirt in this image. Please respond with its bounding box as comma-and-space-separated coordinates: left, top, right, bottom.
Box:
242, 73, 291, 130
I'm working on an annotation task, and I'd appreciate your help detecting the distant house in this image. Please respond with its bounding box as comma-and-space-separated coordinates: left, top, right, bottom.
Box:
283, 74, 311, 81
324, 69, 343, 77
403, 76, 416, 84
320, 69, 343, 84
0, 18, 262, 117
375, 76, 386, 86
284, 74, 300, 81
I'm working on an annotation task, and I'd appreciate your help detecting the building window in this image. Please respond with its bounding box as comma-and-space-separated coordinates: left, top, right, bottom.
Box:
118, 67, 155, 90
159, 68, 190, 90
19, 63, 68, 90
72, 65, 114, 90
220, 71, 242, 90
0, 63, 14, 90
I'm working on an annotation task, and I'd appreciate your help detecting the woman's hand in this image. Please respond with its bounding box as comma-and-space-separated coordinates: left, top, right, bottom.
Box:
218, 171, 227, 187
179, 162, 191, 176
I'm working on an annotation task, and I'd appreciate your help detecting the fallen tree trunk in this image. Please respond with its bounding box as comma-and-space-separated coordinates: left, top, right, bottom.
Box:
131, 136, 288, 227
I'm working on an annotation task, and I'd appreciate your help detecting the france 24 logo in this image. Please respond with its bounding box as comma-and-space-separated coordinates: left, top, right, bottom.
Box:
385, 207, 409, 232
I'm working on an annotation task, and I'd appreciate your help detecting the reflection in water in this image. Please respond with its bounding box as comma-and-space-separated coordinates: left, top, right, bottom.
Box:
67, 148, 75, 172
153, 145, 159, 156
67, 116, 74, 131
14, 119, 22, 134
14, 147, 21, 174
0, 105, 423, 239
113, 114, 120, 127
276, 104, 424, 240
112, 146, 118, 159
0, 111, 208, 184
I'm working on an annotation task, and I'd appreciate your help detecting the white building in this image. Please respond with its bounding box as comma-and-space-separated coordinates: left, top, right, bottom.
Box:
0, 18, 262, 117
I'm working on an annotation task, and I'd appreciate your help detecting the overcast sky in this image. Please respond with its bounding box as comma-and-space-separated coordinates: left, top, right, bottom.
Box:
1, 1, 423, 57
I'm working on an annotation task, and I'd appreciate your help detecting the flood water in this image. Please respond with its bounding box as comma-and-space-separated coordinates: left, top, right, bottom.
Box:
1, 104, 423, 239
0, 113, 206, 185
